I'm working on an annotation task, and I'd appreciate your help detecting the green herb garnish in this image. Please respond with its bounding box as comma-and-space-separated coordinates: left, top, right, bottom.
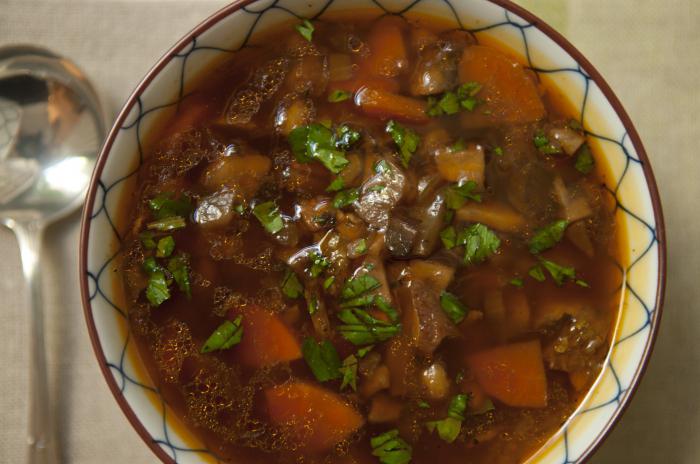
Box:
371, 429, 412, 464
533, 131, 561, 155
308, 252, 330, 278
281, 269, 304, 298
333, 188, 359, 209
339, 345, 373, 392
539, 258, 577, 286
148, 193, 192, 220
451, 138, 467, 152
510, 277, 524, 288
440, 291, 468, 324
575, 144, 595, 174
341, 274, 381, 300
426, 82, 482, 117
445, 180, 481, 210
529, 219, 569, 254
326, 176, 345, 192
349, 238, 368, 256
323, 275, 335, 290
302, 338, 342, 382
493, 146, 504, 156
337, 307, 400, 345
145, 270, 170, 306
147, 216, 186, 231
386, 120, 419, 168
334, 124, 361, 150
288, 123, 358, 174
426, 394, 468, 443
155, 236, 175, 258
201, 316, 244, 353
528, 265, 547, 282
458, 223, 500, 265
440, 226, 457, 249
328, 89, 352, 103
418, 400, 431, 409
139, 231, 156, 250
252, 201, 284, 235
295, 19, 314, 42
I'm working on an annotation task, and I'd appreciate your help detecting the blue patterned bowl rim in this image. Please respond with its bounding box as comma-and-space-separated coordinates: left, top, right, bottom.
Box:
79, 1, 667, 463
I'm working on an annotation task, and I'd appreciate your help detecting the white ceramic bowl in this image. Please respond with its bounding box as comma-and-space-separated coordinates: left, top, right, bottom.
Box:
80, 1, 666, 462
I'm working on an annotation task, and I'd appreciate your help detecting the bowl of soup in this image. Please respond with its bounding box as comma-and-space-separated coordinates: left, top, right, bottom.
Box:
80, 1, 665, 463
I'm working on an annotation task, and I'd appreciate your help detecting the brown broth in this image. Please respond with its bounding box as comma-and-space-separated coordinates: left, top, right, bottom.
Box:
117, 13, 623, 464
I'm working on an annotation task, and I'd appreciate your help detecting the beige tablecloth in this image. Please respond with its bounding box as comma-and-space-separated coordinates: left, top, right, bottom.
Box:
0, 1, 696, 462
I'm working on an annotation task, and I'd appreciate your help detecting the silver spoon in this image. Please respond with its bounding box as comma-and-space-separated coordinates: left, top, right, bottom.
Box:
0, 45, 106, 464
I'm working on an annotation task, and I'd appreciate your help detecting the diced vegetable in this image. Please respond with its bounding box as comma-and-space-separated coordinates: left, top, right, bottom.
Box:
265, 381, 364, 452
552, 177, 593, 222
201, 154, 272, 197
355, 87, 429, 123
368, 394, 403, 423
421, 362, 450, 400
467, 340, 548, 408
328, 53, 354, 82
456, 201, 525, 233
435, 144, 485, 186
363, 16, 408, 78
409, 260, 455, 292
458, 45, 545, 124
549, 126, 586, 156
231, 305, 302, 367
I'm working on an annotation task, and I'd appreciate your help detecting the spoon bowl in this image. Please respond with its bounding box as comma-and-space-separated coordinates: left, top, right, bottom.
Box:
0, 45, 105, 463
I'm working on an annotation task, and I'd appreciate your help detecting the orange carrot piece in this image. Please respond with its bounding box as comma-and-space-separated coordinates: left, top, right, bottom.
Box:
355, 87, 429, 123
265, 381, 364, 452
459, 45, 545, 124
467, 340, 547, 408
456, 201, 526, 233
362, 16, 408, 78
229, 305, 301, 368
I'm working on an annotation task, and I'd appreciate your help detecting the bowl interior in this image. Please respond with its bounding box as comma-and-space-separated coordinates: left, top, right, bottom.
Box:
81, 1, 664, 463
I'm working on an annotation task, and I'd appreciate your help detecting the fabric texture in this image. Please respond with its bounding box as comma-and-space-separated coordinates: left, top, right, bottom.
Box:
0, 1, 696, 463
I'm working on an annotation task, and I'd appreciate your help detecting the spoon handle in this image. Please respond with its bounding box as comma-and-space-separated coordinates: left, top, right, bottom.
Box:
12, 220, 59, 464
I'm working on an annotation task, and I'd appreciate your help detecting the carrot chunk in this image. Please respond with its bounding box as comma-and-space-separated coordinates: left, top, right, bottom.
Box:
456, 201, 525, 233
467, 340, 547, 408
459, 45, 545, 124
330, 76, 401, 94
362, 16, 408, 78
265, 381, 364, 452
355, 87, 428, 123
229, 305, 301, 368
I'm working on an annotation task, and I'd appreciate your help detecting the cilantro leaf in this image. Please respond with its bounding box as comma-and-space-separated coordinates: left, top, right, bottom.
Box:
440, 291, 468, 324
281, 269, 304, 298
529, 219, 569, 254
288, 123, 350, 173
540, 258, 577, 286
440, 226, 457, 249
334, 125, 361, 150
529, 265, 546, 282
457, 223, 500, 265
333, 188, 359, 209
533, 131, 561, 155
148, 193, 192, 220
326, 176, 345, 192
348, 238, 368, 257
147, 216, 186, 231
427, 91, 460, 116
145, 270, 170, 306
295, 19, 314, 41
323, 275, 335, 290
341, 274, 381, 300
575, 144, 595, 174
308, 252, 330, 278
339, 353, 359, 391
510, 277, 524, 288
328, 89, 352, 103
371, 429, 412, 464
302, 338, 342, 382
426, 394, 468, 443
445, 180, 481, 210
201, 316, 244, 353
337, 307, 400, 345
252, 201, 284, 235
155, 236, 175, 258
140, 231, 157, 250
386, 120, 419, 168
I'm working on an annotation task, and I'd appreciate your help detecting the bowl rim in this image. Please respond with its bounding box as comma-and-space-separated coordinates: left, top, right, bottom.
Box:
79, 0, 667, 462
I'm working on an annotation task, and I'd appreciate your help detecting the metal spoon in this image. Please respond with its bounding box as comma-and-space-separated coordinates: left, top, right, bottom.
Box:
0, 45, 106, 464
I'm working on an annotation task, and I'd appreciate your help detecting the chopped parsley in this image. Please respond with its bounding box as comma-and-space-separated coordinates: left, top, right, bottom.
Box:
146, 216, 186, 231
294, 19, 314, 42
326, 176, 345, 192
332, 188, 359, 209
528, 264, 547, 282
493, 146, 504, 156
341, 274, 381, 300
533, 131, 561, 155
308, 252, 330, 278
529, 219, 569, 254
155, 236, 175, 258
302, 338, 342, 382
417, 400, 431, 409
371, 429, 412, 464
540, 258, 577, 286
386, 120, 419, 168
148, 192, 192, 220
339, 345, 373, 392
145, 270, 170, 306
374, 159, 392, 174
348, 238, 368, 257
426, 82, 482, 117
139, 231, 157, 250
440, 291, 468, 324
328, 89, 352, 103
306, 293, 319, 315
445, 180, 482, 210
281, 269, 304, 299
458, 223, 501, 265
426, 394, 468, 443
575, 144, 595, 174
440, 226, 457, 249
337, 275, 400, 345
288, 123, 355, 174
451, 138, 467, 152
252, 201, 284, 235
201, 316, 244, 353
510, 277, 524, 288
323, 275, 335, 290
